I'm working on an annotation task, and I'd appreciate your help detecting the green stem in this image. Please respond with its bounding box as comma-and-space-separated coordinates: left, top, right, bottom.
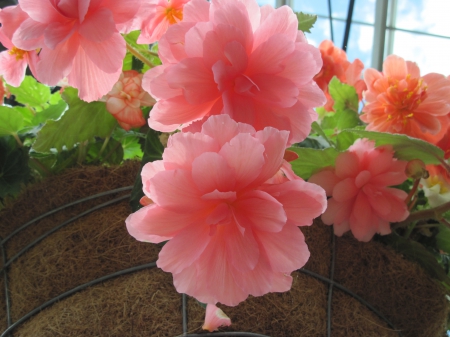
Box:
403, 222, 417, 239
30, 158, 52, 177
394, 200, 450, 229
405, 178, 420, 206
126, 42, 155, 68
77, 141, 88, 165
12, 133, 23, 147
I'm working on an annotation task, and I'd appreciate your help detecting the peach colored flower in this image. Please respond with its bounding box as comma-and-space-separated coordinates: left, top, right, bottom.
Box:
361, 55, 450, 143
12, 0, 141, 102
143, 0, 325, 145
138, 0, 191, 44
104, 70, 156, 130
202, 304, 231, 332
0, 6, 39, 87
309, 138, 409, 242
126, 115, 327, 306
421, 165, 450, 207
313, 40, 366, 111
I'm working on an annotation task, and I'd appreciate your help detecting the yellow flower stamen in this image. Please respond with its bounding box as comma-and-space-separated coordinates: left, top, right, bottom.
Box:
8, 47, 26, 61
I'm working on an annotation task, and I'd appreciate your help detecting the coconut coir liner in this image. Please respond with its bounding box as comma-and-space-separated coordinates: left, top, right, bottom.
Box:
0, 163, 448, 336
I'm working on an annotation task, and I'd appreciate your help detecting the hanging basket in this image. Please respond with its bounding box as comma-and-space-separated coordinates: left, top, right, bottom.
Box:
0, 163, 448, 337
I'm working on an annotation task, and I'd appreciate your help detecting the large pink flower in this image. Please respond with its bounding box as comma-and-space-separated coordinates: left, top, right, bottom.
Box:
309, 138, 409, 242
138, 0, 190, 44
126, 115, 327, 306
0, 6, 39, 87
104, 70, 156, 130
12, 0, 141, 102
361, 55, 450, 144
143, 0, 325, 145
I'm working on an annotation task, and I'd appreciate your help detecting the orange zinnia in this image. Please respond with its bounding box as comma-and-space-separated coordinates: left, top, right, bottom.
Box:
361, 55, 450, 144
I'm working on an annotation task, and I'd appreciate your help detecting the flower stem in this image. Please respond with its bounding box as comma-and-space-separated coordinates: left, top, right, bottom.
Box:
126, 42, 155, 68
12, 133, 23, 147
394, 200, 450, 229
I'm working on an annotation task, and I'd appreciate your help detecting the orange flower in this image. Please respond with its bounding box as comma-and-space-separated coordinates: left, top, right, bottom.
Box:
314, 40, 366, 111
361, 55, 450, 144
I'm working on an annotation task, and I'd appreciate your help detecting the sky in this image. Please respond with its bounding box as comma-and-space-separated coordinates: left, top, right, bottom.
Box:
257, 0, 450, 76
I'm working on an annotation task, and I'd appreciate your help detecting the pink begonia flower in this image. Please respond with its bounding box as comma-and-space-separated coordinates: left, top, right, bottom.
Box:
314, 40, 366, 111
309, 138, 409, 242
202, 304, 231, 332
421, 165, 450, 207
0, 6, 39, 87
138, 0, 190, 44
142, 0, 325, 145
361, 55, 450, 144
12, 0, 141, 102
126, 115, 327, 306
103, 70, 156, 130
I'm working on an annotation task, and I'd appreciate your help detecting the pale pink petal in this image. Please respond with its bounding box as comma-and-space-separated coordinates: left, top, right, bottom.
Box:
279, 47, 323, 87
0, 52, 27, 87
149, 169, 205, 212
126, 204, 198, 243
321, 198, 353, 226
78, 7, 115, 42
262, 180, 327, 227
406, 60, 420, 78
335, 151, 360, 178
252, 6, 297, 51
219, 133, 265, 188
255, 223, 310, 272
101, 0, 141, 25
158, 222, 211, 273
203, 304, 232, 332
191, 152, 235, 193
308, 169, 340, 196
224, 221, 259, 272
13, 18, 46, 50
184, 0, 210, 22
36, 36, 78, 85
141, 160, 165, 197
44, 21, 76, 49
143, 65, 183, 100
250, 73, 299, 108
79, 33, 125, 73
201, 114, 256, 148
20, 0, 66, 23
233, 190, 286, 232
349, 193, 377, 242
163, 132, 219, 170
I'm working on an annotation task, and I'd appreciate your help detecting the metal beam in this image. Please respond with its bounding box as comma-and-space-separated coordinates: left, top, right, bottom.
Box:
371, 0, 389, 70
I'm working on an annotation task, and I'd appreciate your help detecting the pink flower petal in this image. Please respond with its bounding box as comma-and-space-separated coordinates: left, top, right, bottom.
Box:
0, 52, 27, 87
158, 222, 211, 274
233, 190, 286, 232
192, 152, 235, 194
78, 7, 116, 42
202, 304, 232, 332
256, 223, 310, 272
125, 204, 198, 243
219, 133, 265, 189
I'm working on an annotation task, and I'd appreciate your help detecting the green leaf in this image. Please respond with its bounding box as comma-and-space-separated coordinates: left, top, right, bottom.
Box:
296, 12, 317, 33
31, 100, 67, 125
289, 147, 339, 180
336, 131, 360, 151
86, 138, 124, 165
328, 77, 360, 130
32, 87, 117, 152
311, 121, 335, 148
123, 30, 161, 68
436, 225, 450, 254
0, 136, 30, 198
0, 106, 24, 136
7, 76, 51, 110
339, 129, 445, 164
382, 234, 450, 286
129, 128, 164, 212
15, 106, 35, 127
122, 135, 144, 160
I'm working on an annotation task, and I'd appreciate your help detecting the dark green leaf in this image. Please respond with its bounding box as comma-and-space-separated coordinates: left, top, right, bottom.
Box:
7, 76, 51, 110
0, 106, 24, 136
130, 128, 164, 212
86, 138, 124, 165
0, 136, 30, 198
436, 224, 450, 254
296, 12, 317, 33
289, 147, 339, 180
32, 87, 117, 152
339, 129, 445, 164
